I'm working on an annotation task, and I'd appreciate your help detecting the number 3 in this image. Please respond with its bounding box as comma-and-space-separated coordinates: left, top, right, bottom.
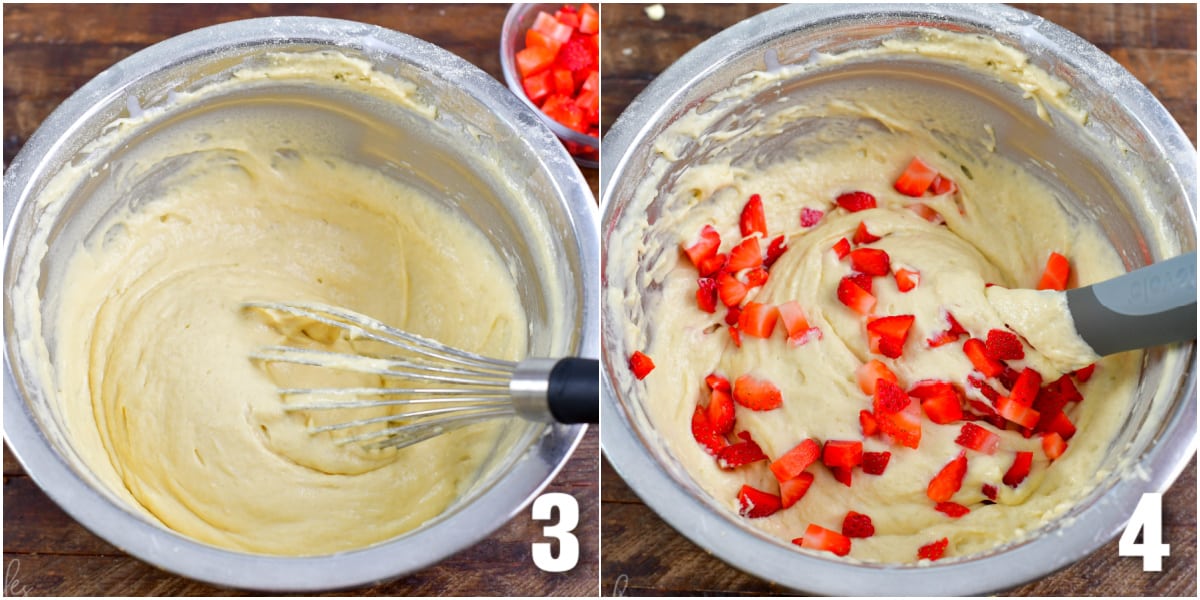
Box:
1119, 492, 1170, 571
531, 492, 580, 572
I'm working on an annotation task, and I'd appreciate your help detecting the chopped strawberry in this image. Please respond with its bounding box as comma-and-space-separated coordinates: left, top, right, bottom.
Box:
1037, 252, 1071, 291
879, 403, 922, 449
996, 396, 1040, 428
862, 451, 891, 475
777, 301, 821, 346
733, 374, 783, 411
853, 221, 881, 244
1039, 410, 1077, 441
849, 247, 891, 276
935, 501, 970, 518
629, 351, 655, 379
907, 202, 946, 224
764, 235, 788, 268
796, 523, 852, 556
717, 431, 768, 469
832, 237, 852, 259
859, 409, 879, 437
910, 380, 964, 424
738, 302, 778, 338
822, 440, 864, 469
982, 483, 998, 502
800, 207, 825, 228
727, 237, 763, 271
683, 225, 721, 270
873, 378, 911, 414
1003, 451, 1034, 487
847, 272, 874, 294
963, 337, 1004, 378
697, 253, 728, 277
779, 472, 816, 508
997, 365, 1022, 391
1072, 363, 1097, 383
744, 267, 769, 288
1007, 367, 1043, 407
705, 373, 731, 392
917, 537, 950, 561
717, 271, 748, 307
737, 484, 782, 518
955, 422, 1001, 455
830, 466, 853, 487
927, 451, 968, 503
966, 374, 1003, 404
856, 359, 898, 395
770, 438, 821, 482
691, 406, 727, 455
894, 267, 920, 293
894, 157, 939, 197
1042, 432, 1067, 460
706, 387, 735, 435
930, 174, 957, 195
837, 276, 877, 315
836, 191, 877, 212
984, 329, 1024, 361
866, 314, 915, 358
728, 325, 742, 348
927, 310, 968, 347
696, 277, 718, 313
842, 511, 875, 538
724, 305, 742, 326
739, 193, 768, 238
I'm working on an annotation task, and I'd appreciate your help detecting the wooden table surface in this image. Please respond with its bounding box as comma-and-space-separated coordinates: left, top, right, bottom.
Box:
2, 3, 598, 596
600, 3, 1197, 596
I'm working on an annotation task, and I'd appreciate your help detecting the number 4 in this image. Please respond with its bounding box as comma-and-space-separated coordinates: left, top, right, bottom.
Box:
1119, 492, 1170, 571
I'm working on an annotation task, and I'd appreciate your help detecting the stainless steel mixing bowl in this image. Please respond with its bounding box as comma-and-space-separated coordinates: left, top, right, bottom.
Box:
3, 17, 599, 591
601, 4, 1195, 595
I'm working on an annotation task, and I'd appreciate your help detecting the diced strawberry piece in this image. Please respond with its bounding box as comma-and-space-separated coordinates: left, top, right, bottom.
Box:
954, 422, 1001, 455
982, 483, 998, 501
859, 409, 879, 437
996, 396, 1040, 428
842, 511, 875, 538
879, 403, 922, 449
770, 438, 821, 482
525, 28, 563, 54
522, 70, 554, 104
557, 34, 596, 73
837, 276, 877, 315
697, 253, 727, 277
727, 237, 763, 271
738, 302, 778, 338
997, 365, 1021, 391
822, 440, 864, 469
532, 12, 574, 45
913, 381, 964, 425
894, 157, 939, 197
764, 235, 788, 268
683, 225, 721, 269
516, 44, 558, 77
853, 221, 881, 244
744, 267, 769, 288
849, 247, 891, 276
629, 351, 655, 379
696, 277, 718, 313
733, 374, 783, 411
1037, 252, 1071, 291
705, 373, 731, 392
966, 374, 1003, 404
866, 314, 915, 358
800, 207, 825, 228
832, 237, 851, 259
847, 272, 874, 294
1040, 410, 1077, 441
930, 174, 957, 195
706, 388, 735, 435
578, 3, 599, 34
935, 501, 970, 518
830, 465, 853, 487
779, 471, 815, 508
862, 451, 891, 475
836, 191, 877, 213
739, 193, 768, 238
1042, 432, 1067, 461
1072, 363, 1097, 383
1052, 374, 1084, 404
907, 202, 946, 224
873, 378, 911, 414
1007, 367, 1043, 407
984, 329, 1024, 361
728, 325, 742, 348
894, 267, 920, 292
927, 451, 968, 503
553, 5, 579, 29
777, 301, 821, 346
717, 431, 768, 469
1003, 451, 1034, 487
856, 359, 898, 395
724, 305, 741, 326
926, 310, 968, 347
717, 271, 748, 307
691, 406, 727, 455
550, 67, 575, 95
797, 523, 852, 556
737, 484, 782, 518
963, 337, 1004, 377
917, 537, 950, 561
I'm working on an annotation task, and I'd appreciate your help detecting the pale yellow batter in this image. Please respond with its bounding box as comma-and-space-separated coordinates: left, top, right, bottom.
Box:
45, 53, 528, 555
607, 31, 1142, 563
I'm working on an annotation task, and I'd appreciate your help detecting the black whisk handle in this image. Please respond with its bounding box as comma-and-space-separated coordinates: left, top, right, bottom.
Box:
547, 358, 599, 424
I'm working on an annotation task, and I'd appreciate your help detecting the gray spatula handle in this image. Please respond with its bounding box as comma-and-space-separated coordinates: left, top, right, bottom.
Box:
1066, 251, 1196, 356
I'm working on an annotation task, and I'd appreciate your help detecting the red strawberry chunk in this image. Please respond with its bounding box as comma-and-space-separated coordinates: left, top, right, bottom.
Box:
853, 221, 881, 244
866, 314, 915, 359
706, 387, 735, 435
822, 440, 864, 469
691, 406, 727, 455
796, 523, 852, 556
683, 225, 720, 269
779, 471, 815, 508
706, 373, 731, 392
629, 351, 655, 379
1042, 432, 1067, 460
842, 511, 875, 538
963, 337, 1004, 377
1037, 252, 1071, 291
911, 381, 964, 425
997, 365, 1021, 391
856, 359, 898, 395
728, 325, 742, 348
985, 329, 1025, 361
696, 277, 718, 313
849, 247, 891, 276
894, 157, 939, 197
770, 438, 821, 482
737, 484, 782, 518
764, 235, 788, 268
724, 305, 742, 326
907, 202, 946, 224
733, 374, 783, 411
1003, 451, 1034, 487
836, 191, 877, 213
717, 271, 748, 307
862, 451, 891, 475
744, 266, 769, 288
738, 302, 779, 338
727, 236, 763, 271
777, 300, 821, 346
717, 431, 768, 469
1040, 410, 1077, 441
859, 409, 879, 437
1072, 363, 1097, 383
879, 403, 923, 449
996, 396, 1040, 428
873, 378, 911, 414
894, 267, 920, 293
935, 501, 970, 518
830, 466, 853, 487
927, 310, 968, 347
927, 451, 968, 503
982, 483, 998, 502
917, 537, 950, 561
1007, 367, 1043, 407
930, 174, 957, 195
697, 253, 728, 277
832, 237, 852, 259
800, 207, 825, 228
966, 374, 1002, 404
739, 193, 767, 238
954, 422, 1000, 455
837, 276, 877, 315
847, 272, 874, 294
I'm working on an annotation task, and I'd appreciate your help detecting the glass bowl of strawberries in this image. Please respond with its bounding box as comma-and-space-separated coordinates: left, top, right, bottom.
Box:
501, 3, 600, 168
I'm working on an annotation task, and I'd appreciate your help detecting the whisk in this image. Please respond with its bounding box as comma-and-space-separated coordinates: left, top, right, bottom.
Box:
244, 301, 597, 450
